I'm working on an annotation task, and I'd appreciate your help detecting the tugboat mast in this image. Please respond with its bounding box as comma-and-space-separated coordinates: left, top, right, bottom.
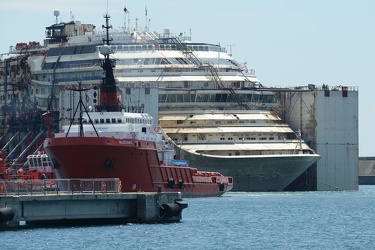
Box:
99, 13, 120, 112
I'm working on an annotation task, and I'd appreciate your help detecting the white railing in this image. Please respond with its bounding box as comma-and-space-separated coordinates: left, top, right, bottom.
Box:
0, 178, 122, 196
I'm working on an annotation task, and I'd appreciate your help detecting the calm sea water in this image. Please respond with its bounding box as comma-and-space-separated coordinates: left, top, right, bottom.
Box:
1, 186, 375, 249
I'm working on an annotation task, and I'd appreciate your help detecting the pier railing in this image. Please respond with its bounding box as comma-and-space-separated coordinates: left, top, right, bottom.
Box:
0, 178, 122, 196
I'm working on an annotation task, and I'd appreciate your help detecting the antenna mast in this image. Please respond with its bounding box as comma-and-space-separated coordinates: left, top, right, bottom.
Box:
99, 13, 119, 112
123, 6, 130, 31
145, 6, 148, 31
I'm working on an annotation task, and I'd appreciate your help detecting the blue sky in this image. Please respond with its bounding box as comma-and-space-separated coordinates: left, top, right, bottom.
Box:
1, 0, 374, 156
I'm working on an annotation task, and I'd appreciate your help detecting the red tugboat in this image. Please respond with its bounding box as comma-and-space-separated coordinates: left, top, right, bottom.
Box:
43, 14, 232, 197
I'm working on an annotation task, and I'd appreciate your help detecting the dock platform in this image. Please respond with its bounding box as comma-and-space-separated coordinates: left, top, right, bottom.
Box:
0, 179, 188, 228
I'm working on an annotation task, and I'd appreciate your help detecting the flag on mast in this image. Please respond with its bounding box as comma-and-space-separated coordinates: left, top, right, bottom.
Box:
145, 6, 147, 16
124, 6, 130, 13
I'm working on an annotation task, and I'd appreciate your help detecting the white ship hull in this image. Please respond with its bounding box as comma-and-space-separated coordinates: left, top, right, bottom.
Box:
177, 148, 320, 191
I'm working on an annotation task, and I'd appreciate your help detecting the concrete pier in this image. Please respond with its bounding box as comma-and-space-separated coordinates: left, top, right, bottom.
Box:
0, 179, 188, 228
358, 157, 375, 185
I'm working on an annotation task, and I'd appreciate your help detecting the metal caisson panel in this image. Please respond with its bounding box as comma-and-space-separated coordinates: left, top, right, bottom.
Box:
285, 87, 358, 191
315, 90, 358, 191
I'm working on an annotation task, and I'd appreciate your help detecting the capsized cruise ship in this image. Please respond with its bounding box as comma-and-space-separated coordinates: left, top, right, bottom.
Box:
159, 110, 320, 191
0, 9, 320, 191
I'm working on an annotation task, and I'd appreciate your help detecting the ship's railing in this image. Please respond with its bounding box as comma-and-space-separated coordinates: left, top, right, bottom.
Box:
0, 178, 122, 196
291, 84, 359, 92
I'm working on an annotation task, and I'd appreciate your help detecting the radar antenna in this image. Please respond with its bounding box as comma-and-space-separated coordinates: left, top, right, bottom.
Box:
54, 9, 60, 24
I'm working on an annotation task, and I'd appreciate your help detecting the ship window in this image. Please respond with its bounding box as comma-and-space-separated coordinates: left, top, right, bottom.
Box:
250, 137, 256, 140
269, 137, 274, 140
62, 46, 75, 55
111, 118, 116, 123
81, 45, 97, 54
117, 118, 122, 123
260, 137, 267, 140
228, 138, 233, 140
42, 62, 55, 70
74, 46, 83, 54
161, 58, 169, 64
176, 94, 183, 102
94, 119, 99, 123
106, 119, 110, 123
215, 121, 221, 124
220, 138, 225, 140
100, 119, 105, 123
169, 58, 180, 64
47, 47, 63, 56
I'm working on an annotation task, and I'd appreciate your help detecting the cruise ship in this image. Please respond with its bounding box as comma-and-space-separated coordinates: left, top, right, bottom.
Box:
0, 10, 320, 191
159, 110, 319, 191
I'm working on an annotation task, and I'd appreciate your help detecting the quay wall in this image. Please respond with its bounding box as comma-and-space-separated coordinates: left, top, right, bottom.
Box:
0, 192, 186, 228
358, 157, 375, 185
